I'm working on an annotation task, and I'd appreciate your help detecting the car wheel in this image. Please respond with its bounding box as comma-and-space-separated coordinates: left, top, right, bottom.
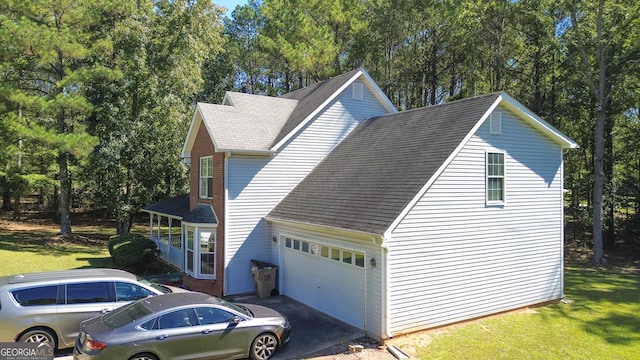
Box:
19, 328, 57, 349
128, 353, 158, 360
250, 333, 278, 360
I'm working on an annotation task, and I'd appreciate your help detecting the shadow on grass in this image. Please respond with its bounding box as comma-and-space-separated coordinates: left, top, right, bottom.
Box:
552, 268, 640, 346
75, 257, 115, 268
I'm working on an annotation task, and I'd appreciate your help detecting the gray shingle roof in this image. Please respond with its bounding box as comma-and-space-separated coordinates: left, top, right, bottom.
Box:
195, 69, 365, 153
142, 194, 190, 217
198, 93, 299, 152
267, 92, 503, 235
142, 196, 217, 224
182, 203, 218, 224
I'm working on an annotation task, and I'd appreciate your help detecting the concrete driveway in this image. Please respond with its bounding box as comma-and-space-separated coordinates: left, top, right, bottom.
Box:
55, 294, 363, 360
232, 295, 364, 359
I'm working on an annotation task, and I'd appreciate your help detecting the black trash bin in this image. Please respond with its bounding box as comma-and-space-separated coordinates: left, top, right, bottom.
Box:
250, 259, 277, 298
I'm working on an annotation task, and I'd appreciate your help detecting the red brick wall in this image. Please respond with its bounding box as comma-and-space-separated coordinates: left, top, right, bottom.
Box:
188, 120, 226, 297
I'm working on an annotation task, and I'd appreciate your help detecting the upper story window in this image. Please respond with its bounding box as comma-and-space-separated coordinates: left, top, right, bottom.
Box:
199, 156, 213, 199
487, 152, 505, 204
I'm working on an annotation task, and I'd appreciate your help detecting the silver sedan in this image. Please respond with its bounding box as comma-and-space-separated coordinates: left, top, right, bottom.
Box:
73, 292, 291, 360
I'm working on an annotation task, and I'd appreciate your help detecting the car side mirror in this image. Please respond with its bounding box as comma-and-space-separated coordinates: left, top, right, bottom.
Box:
232, 316, 242, 324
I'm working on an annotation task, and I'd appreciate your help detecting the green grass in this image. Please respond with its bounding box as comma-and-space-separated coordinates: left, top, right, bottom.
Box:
2, 216, 639, 359
0, 224, 114, 275
0, 215, 163, 276
415, 268, 640, 360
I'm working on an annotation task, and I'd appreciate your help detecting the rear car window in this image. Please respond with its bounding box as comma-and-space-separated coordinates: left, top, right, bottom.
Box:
66, 282, 113, 304
103, 301, 152, 328
12, 285, 58, 306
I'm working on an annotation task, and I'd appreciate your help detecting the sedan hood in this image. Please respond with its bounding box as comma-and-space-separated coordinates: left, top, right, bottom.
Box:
238, 303, 287, 320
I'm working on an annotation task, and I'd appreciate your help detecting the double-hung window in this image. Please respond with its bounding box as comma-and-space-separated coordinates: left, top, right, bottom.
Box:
199, 156, 213, 199
487, 152, 505, 204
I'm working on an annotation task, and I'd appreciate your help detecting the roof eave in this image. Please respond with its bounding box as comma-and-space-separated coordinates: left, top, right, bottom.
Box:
218, 148, 275, 156
498, 93, 579, 149
266, 215, 383, 238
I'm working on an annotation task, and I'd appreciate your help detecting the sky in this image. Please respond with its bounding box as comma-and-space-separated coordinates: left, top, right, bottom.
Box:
215, 0, 248, 18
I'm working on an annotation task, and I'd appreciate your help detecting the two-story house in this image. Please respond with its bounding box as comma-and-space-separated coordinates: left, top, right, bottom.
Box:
143, 68, 577, 340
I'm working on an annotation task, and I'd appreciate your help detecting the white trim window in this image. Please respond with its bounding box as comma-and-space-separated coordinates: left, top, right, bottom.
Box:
199, 156, 213, 199
186, 229, 195, 274
200, 231, 216, 276
487, 151, 505, 204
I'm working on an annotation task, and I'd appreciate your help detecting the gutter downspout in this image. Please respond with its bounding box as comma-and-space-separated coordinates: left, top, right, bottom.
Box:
373, 235, 392, 340
223, 151, 231, 295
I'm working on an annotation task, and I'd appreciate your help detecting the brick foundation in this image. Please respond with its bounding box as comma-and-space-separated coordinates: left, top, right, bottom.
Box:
182, 274, 222, 297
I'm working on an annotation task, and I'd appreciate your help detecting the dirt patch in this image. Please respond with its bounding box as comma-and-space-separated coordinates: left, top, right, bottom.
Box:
21, 233, 107, 247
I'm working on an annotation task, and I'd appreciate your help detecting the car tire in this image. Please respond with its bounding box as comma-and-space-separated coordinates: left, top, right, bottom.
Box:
128, 353, 158, 360
18, 328, 57, 349
250, 333, 278, 360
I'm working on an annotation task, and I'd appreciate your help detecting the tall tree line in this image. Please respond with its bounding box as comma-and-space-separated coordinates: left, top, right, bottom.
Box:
1, 0, 639, 266
217, 0, 640, 266
0, 0, 225, 234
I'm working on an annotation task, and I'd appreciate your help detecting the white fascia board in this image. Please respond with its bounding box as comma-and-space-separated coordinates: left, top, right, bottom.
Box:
266, 215, 381, 239
221, 92, 233, 106
499, 92, 579, 149
383, 97, 503, 238
359, 68, 398, 114
216, 148, 275, 156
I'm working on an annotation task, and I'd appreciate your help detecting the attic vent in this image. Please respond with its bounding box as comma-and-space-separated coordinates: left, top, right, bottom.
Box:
490, 112, 502, 134
352, 83, 363, 100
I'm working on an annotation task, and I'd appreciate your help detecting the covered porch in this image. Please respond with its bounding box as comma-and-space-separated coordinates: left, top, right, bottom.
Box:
142, 194, 190, 270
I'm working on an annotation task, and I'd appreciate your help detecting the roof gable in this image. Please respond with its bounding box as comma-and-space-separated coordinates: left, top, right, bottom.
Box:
182, 68, 396, 157
268, 92, 577, 235
183, 94, 298, 156
272, 68, 396, 149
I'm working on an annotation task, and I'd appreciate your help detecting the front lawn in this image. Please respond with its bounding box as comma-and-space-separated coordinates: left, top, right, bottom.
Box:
0, 213, 163, 276
413, 267, 640, 360
1, 214, 638, 359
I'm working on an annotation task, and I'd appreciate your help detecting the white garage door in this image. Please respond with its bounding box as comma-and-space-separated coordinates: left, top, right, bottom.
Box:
282, 237, 365, 329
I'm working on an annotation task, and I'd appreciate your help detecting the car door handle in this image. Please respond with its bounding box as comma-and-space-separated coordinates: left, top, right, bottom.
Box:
100, 309, 110, 314
157, 335, 169, 340
201, 329, 213, 334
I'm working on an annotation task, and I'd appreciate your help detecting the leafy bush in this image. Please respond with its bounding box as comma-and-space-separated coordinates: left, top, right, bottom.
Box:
109, 234, 160, 273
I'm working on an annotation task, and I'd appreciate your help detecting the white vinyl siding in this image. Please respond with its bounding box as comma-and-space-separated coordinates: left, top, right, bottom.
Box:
386, 106, 565, 334
225, 82, 390, 295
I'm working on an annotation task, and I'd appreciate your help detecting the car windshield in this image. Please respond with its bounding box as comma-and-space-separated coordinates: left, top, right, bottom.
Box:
215, 298, 252, 317
137, 277, 171, 294
103, 301, 152, 328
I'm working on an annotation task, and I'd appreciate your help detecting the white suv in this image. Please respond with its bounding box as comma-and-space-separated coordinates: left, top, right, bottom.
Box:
0, 268, 186, 350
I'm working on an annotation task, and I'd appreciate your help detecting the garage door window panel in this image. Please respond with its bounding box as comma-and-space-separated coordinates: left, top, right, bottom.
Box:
283, 236, 366, 269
